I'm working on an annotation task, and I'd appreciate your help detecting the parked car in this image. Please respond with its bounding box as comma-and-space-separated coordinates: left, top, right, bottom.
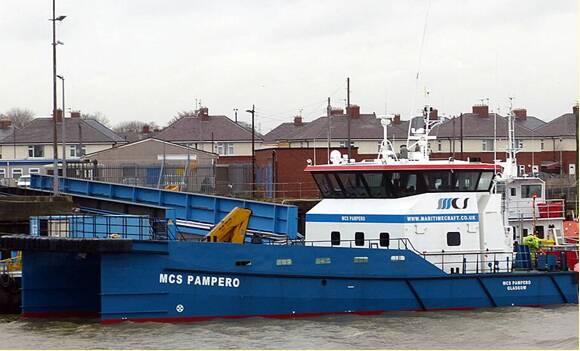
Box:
17, 175, 31, 187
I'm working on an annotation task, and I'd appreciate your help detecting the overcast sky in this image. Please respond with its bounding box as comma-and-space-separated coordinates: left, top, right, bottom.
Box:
0, 0, 577, 132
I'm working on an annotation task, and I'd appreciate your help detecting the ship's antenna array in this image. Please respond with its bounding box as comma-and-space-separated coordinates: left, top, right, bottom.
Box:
406, 89, 441, 162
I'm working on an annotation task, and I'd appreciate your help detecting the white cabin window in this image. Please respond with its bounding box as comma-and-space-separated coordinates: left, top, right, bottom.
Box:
0, 169, 5, 179
447, 232, 461, 246
521, 184, 542, 198
28, 168, 40, 174
540, 140, 544, 150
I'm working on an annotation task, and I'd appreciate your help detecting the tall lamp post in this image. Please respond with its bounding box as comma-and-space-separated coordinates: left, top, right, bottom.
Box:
50, 0, 66, 195
57, 75, 66, 178
245, 105, 255, 198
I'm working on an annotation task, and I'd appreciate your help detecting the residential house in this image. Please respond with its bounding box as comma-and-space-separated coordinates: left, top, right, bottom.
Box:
155, 107, 263, 163
263, 105, 411, 156
0, 110, 124, 180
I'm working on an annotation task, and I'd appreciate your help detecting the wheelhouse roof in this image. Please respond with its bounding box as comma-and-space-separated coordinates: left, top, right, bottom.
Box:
305, 162, 500, 172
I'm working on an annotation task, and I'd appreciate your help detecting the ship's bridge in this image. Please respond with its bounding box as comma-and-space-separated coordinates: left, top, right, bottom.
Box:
306, 161, 499, 199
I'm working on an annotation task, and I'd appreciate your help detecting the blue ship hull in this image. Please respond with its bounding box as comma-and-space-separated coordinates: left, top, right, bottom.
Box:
19, 241, 578, 323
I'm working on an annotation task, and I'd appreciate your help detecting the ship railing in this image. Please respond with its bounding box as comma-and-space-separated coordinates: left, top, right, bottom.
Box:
30, 214, 173, 241
505, 198, 565, 220
421, 250, 515, 274
266, 237, 420, 252
421, 246, 578, 274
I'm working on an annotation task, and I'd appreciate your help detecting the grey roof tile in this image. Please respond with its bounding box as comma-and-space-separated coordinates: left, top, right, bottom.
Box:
155, 116, 262, 142
0, 117, 124, 144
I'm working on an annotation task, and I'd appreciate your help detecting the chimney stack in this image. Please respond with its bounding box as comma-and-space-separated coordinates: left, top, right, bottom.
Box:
293, 116, 303, 126
0, 119, 12, 129
429, 108, 438, 120
54, 109, 63, 122
197, 107, 209, 121
513, 108, 527, 120
330, 107, 344, 116
346, 104, 360, 119
142, 125, 151, 134
393, 114, 401, 125
70, 111, 81, 118
574, 104, 579, 117
472, 104, 489, 118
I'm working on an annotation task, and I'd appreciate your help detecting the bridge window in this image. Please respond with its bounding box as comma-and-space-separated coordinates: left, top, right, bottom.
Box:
355, 232, 365, 246
331, 231, 341, 246
477, 171, 494, 191
447, 232, 461, 246
235, 260, 252, 266
315, 257, 331, 264
455, 171, 479, 191
312, 169, 495, 199
380, 232, 390, 247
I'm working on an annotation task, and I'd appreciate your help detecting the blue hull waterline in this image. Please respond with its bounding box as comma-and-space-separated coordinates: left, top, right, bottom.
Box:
20, 241, 578, 323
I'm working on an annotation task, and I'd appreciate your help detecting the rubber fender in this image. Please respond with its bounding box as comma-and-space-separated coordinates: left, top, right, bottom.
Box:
0, 274, 10, 289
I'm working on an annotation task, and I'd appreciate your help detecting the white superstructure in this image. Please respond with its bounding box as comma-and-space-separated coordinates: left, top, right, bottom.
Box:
304, 104, 515, 273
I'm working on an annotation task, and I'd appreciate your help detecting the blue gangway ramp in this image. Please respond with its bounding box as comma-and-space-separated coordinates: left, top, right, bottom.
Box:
29, 175, 298, 238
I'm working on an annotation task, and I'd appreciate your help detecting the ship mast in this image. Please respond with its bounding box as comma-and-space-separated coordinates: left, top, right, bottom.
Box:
406, 91, 441, 162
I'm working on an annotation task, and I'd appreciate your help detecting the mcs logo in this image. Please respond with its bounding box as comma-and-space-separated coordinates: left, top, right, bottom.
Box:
437, 198, 469, 210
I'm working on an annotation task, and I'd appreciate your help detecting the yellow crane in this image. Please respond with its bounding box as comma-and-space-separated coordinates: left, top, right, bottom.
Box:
205, 207, 252, 244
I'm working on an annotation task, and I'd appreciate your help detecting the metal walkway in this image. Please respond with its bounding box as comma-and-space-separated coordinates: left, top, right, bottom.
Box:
29, 175, 299, 238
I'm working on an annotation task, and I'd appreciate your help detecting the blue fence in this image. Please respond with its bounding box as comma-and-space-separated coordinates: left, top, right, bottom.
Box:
30, 175, 298, 238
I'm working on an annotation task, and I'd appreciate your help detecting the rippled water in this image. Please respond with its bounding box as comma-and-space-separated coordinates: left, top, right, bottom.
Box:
0, 305, 577, 349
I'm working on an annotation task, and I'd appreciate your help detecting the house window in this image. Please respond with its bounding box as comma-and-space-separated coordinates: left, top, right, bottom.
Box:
331, 231, 340, 246
315, 257, 331, 265
482, 139, 494, 151
0, 169, 5, 179
28, 145, 44, 158
12, 168, 23, 179
510, 188, 517, 196
447, 232, 461, 246
379, 232, 390, 247
215, 142, 234, 156
28, 168, 40, 175
69, 145, 86, 157
355, 232, 364, 246
521, 184, 542, 198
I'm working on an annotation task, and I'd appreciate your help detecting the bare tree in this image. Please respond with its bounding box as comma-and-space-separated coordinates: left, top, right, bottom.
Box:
113, 120, 148, 133
81, 111, 111, 127
4, 107, 35, 129
169, 110, 196, 125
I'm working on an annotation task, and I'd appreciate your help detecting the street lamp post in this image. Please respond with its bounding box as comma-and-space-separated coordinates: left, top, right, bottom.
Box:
57, 75, 66, 178
50, 0, 66, 195
245, 105, 255, 198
